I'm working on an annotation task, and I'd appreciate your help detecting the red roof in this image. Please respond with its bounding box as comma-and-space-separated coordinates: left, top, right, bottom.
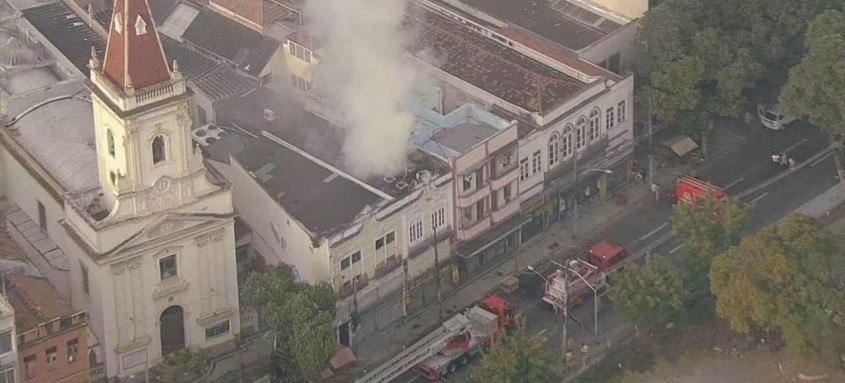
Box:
210, 0, 293, 29
102, 0, 172, 90
589, 240, 625, 261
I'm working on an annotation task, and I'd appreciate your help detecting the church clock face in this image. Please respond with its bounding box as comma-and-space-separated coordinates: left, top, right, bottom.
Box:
155, 178, 171, 192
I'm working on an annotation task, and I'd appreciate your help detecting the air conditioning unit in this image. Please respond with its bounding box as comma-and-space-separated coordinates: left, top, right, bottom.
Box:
264, 109, 276, 121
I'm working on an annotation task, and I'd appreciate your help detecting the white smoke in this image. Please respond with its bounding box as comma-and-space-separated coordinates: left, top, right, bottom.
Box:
304, 0, 419, 179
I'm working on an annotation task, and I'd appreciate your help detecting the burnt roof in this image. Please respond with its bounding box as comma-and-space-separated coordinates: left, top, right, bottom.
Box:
32, 1, 259, 101
410, 5, 589, 114
215, 87, 450, 199
183, 10, 280, 76
21, 3, 106, 78
450, 0, 621, 51
229, 135, 383, 237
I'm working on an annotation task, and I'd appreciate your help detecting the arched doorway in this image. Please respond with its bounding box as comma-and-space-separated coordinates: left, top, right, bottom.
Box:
160, 306, 185, 356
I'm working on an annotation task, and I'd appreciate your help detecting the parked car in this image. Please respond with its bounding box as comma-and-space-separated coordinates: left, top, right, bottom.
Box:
757, 104, 796, 130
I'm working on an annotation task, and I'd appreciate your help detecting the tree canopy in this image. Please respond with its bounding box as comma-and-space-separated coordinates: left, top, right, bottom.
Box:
671, 195, 751, 296
635, 0, 838, 131
471, 324, 561, 383
710, 214, 844, 355
243, 265, 336, 382
609, 254, 685, 326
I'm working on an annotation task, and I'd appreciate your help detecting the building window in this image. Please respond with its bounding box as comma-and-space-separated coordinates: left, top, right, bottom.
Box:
159, 254, 177, 280
475, 199, 485, 220
37, 201, 46, 232
290, 74, 311, 91
606, 107, 615, 130
576, 117, 586, 149
460, 206, 473, 227
107, 129, 115, 157
289, 42, 312, 63
562, 124, 573, 159
590, 109, 600, 140
0, 366, 14, 383
0, 331, 10, 354
135, 15, 147, 35
80, 261, 89, 295
617, 101, 626, 123
341, 256, 351, 270
205, 321, 230, 340
67, 339, 79, 363
431, 208, 446, 231
46, 346, 57, 367
151, 135, 166, 164
386, 231, 395, 244
375, 237, 384, 250
409, 219, 423, 243
462, 174, 473, 192
548, 133, 559, 167
23, 355, 35, 379
351, 251, 361, 264
491, 191, 499, 211
531, 151, 541, 175
519, 158, 529, 181
503, 183, 512, 202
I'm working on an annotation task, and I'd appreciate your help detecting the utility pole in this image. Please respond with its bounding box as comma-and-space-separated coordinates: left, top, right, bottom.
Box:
647, 98, 655, 188
402, 260, 409, 322
433, 224, 443, 322
561, 270, 569, 360
573, 150, 579, 238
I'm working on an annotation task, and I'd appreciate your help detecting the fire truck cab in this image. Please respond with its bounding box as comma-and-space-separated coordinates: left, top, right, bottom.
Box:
675, 176, 726, 207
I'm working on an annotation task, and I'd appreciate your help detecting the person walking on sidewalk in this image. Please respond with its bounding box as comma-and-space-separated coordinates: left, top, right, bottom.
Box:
651, 182, 660, 202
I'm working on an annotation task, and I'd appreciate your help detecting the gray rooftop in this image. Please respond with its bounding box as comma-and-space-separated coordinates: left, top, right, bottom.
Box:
215, 87, 451, 199
433, 123, 500, 154
448, 0, 622, 51
411, 103, 514, 159
229, 135, 383, 237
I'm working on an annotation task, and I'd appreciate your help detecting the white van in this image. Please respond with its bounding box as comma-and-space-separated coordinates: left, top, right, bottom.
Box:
757, 104, 796, 130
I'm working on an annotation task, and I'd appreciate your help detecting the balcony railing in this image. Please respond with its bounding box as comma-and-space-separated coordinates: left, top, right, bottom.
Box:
90, 364, 106, 382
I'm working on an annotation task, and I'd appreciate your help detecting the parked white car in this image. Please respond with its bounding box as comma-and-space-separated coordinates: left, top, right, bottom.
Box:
757, 104, 796, 130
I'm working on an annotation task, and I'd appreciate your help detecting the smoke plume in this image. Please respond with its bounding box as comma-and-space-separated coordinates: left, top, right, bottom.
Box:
305, 0, 418, 179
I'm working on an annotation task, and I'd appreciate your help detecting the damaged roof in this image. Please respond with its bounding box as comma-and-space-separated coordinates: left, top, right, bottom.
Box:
182, 9, 280, 76
409, 5, 590, 114
6, 274, 78, 333
229, 135, 384, 238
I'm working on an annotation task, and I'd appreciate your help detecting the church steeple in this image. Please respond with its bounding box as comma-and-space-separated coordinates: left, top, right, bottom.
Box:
101, 0, 171, 91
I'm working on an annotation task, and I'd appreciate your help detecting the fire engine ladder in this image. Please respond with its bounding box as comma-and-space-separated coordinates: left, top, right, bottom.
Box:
354, 313, 471, 383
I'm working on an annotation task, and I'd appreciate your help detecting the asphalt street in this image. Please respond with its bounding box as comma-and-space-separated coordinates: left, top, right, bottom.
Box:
390, 121, 836, 383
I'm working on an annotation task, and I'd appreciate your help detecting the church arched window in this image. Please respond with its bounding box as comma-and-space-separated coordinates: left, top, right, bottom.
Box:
152, 135, 167, 164
107, 130, 115, 157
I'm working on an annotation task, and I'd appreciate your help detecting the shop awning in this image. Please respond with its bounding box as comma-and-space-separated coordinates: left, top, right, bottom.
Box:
663, 135, 698, 157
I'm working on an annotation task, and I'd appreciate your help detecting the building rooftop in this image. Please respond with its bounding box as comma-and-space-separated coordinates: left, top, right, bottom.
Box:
215, 87, 451, 199
409, 5, 590, 114
25, 1, 259, 101
411, 103, 514, 158
445, 0, 622, 52
229, 134, 384, 238
5, 274, 76, 333
182, 9, 280, 76
209, 0, 298, 30
0, 226, 27, 262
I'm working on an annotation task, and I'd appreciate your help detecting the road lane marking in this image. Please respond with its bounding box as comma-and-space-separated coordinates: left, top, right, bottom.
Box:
749, 191, 769, 204
640, 222, 669, 241
723, 176, 745, 190
669, 243, 685, 254
810, 151, 834, 167
737, 146, 833, 199
782, 138, 808, 153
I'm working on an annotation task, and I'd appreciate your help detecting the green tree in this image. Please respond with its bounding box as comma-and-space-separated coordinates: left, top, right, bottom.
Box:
710, 214, 843, 355
671, 195, 751, 296
609, 254, 685, 326
243, 265, 336, 382
780, 10, 845, 180
472, 324, 561, 383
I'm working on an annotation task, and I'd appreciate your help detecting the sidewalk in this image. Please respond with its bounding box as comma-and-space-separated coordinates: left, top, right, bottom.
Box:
352, 162, 691, 377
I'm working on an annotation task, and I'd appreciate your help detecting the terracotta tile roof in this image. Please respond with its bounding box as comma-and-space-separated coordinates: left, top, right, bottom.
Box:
0, 227, 27, 262
5, 274, 77, 333
410, 6, 590, 114
102, 0, 173, 90
210, 0, 293, 29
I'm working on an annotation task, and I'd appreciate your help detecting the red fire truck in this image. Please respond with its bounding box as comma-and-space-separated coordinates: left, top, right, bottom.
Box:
355, 294, 515, 383
674, 176, 726, 207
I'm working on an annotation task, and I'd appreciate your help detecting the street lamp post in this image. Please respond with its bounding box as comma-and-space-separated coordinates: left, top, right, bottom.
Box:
528, 265, 568, 359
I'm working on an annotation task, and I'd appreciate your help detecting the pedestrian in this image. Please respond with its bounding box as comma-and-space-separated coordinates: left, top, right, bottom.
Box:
780, 153, 788, 167
788, 157, 796, 169
771, 153, 779, 163
651, 182, 660, 202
